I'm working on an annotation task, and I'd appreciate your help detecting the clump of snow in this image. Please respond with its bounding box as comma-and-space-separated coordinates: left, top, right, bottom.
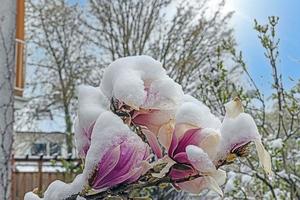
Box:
77, 85, 109, 128
100, 55, 183, 109
24, 174, 85, 200
186, 145, 215, 173
100, 56, 165, 107
241, 174, 252, 184
74, 85, 109, 157
224, 171, 236, 193
76, 196, 86, 200
269, 138, 283, 149
43, 174, 85, 200
24, 192, 41, 200
142, 78, 184, 109
175, 98, 221, 130
218, 113, 260, 155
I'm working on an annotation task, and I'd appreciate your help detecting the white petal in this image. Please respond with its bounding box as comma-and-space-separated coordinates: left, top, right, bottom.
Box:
224, 97, 244, 118
254, 139, 273, 176
203, 176, 224, 197
157, 121, 174, 149
210, 169, 227, 186
198, 128, 220, 160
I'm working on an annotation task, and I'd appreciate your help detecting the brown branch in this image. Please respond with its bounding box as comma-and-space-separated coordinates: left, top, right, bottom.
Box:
65, 172, 203, 200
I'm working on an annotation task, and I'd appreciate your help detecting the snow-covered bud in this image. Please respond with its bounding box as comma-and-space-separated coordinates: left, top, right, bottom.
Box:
74, 85, 109, 157
216, 99, 272, 175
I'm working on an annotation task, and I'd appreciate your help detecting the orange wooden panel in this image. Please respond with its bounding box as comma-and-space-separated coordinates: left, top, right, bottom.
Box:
15, 0, 25, 97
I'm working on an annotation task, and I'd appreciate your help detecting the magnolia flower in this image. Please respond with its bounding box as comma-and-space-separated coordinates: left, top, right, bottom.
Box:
83, 111, 150, 190
174, 145, 226, 196
100, 55, 184, 110
165, 99, 225, 195
165, 96, 271, 195
215, 98, 272, 175
26, 112, 150, 200
168, 97, 222, 162
140, 97, 224, 195
74, 85, 109, 157
100, 56, 183, 157
132, 109, 175, 158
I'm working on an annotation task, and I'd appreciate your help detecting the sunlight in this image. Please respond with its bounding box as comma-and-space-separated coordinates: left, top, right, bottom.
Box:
207, 0, 236, 16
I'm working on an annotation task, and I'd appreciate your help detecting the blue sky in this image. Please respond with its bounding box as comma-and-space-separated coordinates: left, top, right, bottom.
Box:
72, 0, 300, 95
226, 0, 300, 95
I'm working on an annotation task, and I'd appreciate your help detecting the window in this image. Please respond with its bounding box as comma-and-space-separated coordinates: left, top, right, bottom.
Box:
50, 142, 61, 156
31, 143, 47, 156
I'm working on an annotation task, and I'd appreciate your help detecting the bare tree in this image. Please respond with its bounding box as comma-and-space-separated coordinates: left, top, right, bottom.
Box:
0, 0, 16, 199
82, 0, 235, 92
24, 0, 100, 155
219, 17, 300, 200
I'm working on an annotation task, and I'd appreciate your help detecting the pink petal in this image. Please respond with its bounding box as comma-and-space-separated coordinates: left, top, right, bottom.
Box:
92, 145, 121, 186
174, 123, 199, 140
173, 152, 189, 164
157, 122, 174, 149
168, 131, 179, 157
126, 161, 151, 182
173, 128, 201, 156
133, 109, 174, 136
142, 128, 163, 158
168, 165, 197, 181
91, 140, 137, 189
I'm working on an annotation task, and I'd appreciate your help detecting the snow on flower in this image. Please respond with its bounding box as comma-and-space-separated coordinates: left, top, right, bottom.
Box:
74, 85, 109, 157
100, 55, 184, 110
100, 55, 184, 157
215, 97, 272, 175
165, 98, 225, 195
177, 145, 226, 196
25, 55, 272, 199
83, 112, 150, 190
26, 112, 150, 200
25, 174, 85, 200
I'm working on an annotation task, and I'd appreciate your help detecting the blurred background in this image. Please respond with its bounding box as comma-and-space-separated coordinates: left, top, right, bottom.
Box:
9, 0, 300, 199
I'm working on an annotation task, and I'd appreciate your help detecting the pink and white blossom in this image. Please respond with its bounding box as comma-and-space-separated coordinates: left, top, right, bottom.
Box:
100, 56, 184, 157
100, 55, 184, 110
25, 56, 272, 199
82, 111, 150, 190
165, 99, 225, 195
215, 98, 272, 175
74, 85, 109, 157
27, 112, 150, 200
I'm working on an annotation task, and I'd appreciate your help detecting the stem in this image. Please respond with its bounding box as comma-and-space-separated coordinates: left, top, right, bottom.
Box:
65, 173, 203, 200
